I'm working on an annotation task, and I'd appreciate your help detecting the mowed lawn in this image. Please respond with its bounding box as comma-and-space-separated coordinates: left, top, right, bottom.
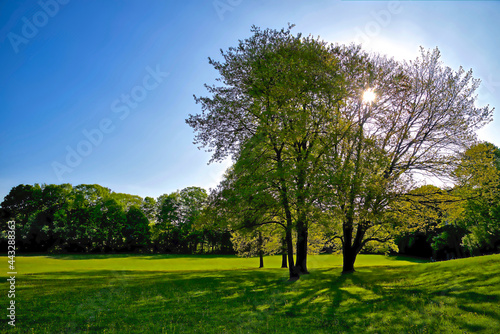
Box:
0, 254, 499, 333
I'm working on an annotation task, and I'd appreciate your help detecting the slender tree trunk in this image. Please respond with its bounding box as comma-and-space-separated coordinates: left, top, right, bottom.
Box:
295, 223, 309, 274
295, 159, 309, 274
281, 253, 288, 268
286, 227, 299, 280
281, 236, 288, 268
276, 146, 299, 280
258, 231, 264, 268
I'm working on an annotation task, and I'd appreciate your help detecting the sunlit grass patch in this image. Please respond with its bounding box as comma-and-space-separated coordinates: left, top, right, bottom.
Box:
0, 254, 498, 333
11, 253, 426, 276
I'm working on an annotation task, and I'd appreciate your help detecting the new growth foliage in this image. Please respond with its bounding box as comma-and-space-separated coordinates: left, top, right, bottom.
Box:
187, 25, 494, 278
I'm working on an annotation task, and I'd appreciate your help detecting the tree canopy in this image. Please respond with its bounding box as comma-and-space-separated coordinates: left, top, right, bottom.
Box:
187, 25, 494, 278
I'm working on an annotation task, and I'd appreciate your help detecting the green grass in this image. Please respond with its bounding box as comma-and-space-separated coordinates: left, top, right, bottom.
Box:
0, 254, 499, 333
7, 253, 425, 274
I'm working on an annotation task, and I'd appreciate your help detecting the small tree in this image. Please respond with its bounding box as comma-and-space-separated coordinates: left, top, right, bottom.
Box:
231, 226, 282, 268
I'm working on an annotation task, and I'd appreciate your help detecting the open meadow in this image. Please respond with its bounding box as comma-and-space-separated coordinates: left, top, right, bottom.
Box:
0, 254, 499, 333
2, 1, 500, 333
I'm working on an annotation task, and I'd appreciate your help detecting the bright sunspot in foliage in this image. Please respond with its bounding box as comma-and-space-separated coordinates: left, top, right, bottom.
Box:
363, 89, 376, 104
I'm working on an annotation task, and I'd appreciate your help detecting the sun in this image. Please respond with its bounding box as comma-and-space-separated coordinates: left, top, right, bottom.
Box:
362, 89, 376, 104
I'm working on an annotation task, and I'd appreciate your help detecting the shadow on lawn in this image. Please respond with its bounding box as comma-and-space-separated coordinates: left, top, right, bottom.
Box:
11, 257, 500, 333
385, 255, 430, 263
45, 253, 235, 260
278, 266, 499, 332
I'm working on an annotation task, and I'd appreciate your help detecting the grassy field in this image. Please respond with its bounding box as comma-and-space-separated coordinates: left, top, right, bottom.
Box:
0, 254, 499, 333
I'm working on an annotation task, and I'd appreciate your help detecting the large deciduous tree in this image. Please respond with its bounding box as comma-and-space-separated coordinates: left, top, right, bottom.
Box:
187, 25, 493, 276
321, 47, 493, 272
187, 25, 347, 279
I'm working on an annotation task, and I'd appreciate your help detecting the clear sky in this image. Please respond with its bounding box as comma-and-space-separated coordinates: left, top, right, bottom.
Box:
1, 0, 499, 201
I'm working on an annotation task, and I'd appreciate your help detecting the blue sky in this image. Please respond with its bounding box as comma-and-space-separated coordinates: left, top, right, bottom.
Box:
1, 0, 499, 201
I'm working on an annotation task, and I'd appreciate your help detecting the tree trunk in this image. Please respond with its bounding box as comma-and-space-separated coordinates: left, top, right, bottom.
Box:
281, 253, 287, 268
281, 236, 288, 268
342, 217, 358, 274
258, 231, 264, 268
342, 245, 357, 274
342, 218, 368, 274
286, 227, 299, 280
295, 160, 309, 275
295, 224, 309, 274
341, 124, 367, 274
276, 148, 299, 280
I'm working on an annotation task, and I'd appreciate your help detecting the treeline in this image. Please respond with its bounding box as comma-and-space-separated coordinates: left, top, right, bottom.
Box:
1, 164, 499, 260
394, 144, 500, 260
0, 184, 232, 254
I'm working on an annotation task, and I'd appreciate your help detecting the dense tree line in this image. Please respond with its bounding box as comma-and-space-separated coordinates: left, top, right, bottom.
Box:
1, 156, 498, 261
394, 142, 500, 260
0, 184, 232, 254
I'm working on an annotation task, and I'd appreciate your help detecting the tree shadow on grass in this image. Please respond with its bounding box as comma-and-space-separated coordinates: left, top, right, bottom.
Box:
321, 265, 499, 333
45, 253, 237, 260
7, 258, 500, 333
387, 255, 430, 264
